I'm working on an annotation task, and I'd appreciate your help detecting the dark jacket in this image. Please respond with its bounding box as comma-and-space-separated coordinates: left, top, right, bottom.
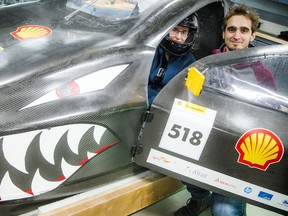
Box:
148, 46, 196, 105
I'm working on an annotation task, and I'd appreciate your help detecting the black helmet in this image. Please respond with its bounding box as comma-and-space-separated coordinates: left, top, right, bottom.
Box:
160, 13, 199, 56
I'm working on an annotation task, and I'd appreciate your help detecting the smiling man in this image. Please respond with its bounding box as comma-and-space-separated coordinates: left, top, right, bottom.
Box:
215, 3, 260, 52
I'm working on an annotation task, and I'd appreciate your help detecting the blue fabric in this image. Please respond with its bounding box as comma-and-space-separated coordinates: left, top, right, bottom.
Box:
211, 193, 246, 216
185, 183, 210, 199
186, 183, 246, 216
148, 46, 196, 105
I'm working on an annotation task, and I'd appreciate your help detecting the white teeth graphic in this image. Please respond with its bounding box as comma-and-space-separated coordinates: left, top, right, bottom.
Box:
40, 126, 70, 165
2, 131, 40, 174
0, 172, 32, 200
93, 125, 107, 144
61, 158, 79, 178
39, 124, 106, 165
87, 152, 95, 159
0, 124, 110, 201
31, 169, 65, 196
67, 124, 95, 155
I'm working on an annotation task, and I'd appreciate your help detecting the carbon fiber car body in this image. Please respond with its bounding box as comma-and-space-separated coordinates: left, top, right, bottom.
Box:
0, 0, 227, 214
137, 45, 288, 215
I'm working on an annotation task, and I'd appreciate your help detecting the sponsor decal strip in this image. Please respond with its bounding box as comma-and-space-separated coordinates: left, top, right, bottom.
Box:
147, 148, 288, 212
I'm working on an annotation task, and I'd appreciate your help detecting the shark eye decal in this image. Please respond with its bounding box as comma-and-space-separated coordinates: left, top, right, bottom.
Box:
22, 64, 129, 110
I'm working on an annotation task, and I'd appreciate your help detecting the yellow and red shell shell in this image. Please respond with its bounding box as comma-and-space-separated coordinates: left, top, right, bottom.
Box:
10, 25, 52, 41
235, 128, 284, 171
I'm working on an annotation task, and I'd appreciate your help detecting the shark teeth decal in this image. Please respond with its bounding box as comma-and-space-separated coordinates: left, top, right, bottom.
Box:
39, 124, 106, 165
31, 169, 65, 196
61, 158, 79, 179
3, 131, 39, 174
0, 124, 119, 201
0, 172, 32, 201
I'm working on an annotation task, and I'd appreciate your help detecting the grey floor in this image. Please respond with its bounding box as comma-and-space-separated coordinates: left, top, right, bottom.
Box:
130, 188, 284, 216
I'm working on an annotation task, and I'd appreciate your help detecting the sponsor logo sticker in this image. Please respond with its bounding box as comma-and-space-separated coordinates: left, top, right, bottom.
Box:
10, 25, 52, 41
235, 128, 284, 171
258, 191, 273, 201
282, 200, 288, 207
244, 187, 252, 194
214, 178, 237, 189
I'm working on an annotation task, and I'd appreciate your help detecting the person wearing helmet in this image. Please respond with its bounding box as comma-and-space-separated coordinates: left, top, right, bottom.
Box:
148, 13, 199, 106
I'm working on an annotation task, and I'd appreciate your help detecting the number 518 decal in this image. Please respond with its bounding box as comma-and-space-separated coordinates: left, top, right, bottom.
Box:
168, 124, 203, 146
159, 98, 216, 160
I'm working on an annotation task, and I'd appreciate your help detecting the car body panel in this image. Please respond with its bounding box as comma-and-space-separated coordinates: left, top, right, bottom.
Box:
0, 0, 227, 214
136, 45, 288, 215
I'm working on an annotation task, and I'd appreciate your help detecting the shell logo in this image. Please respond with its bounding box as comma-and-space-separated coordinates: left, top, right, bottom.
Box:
10, 25, 52, 41
235, 128, 284, 171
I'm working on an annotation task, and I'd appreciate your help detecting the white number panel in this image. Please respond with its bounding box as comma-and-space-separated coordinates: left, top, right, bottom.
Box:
159, 98, 217, 160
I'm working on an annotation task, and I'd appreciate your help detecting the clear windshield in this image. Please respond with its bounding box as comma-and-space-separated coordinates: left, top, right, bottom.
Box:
0, 0, 37, 6
66, 0, 158, 20
0, 0, 159, 20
